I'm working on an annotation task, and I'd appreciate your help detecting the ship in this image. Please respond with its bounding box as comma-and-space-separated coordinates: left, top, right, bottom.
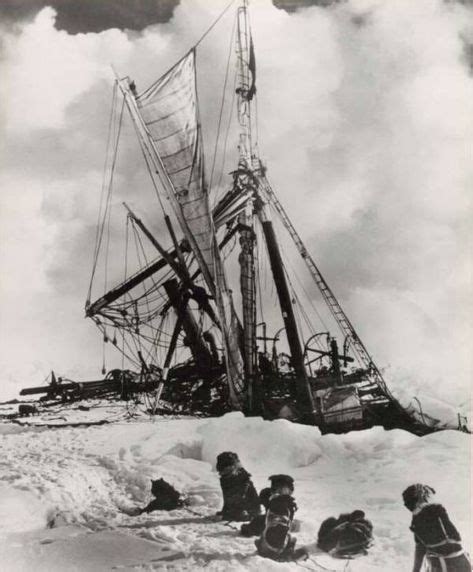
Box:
78, 0, 435, 435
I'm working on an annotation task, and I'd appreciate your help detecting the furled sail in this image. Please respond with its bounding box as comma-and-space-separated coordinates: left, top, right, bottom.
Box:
132, 50, 245, 407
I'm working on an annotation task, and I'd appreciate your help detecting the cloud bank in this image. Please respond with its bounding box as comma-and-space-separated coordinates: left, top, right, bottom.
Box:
0, 0, 179, 33
0, 0, 471, 411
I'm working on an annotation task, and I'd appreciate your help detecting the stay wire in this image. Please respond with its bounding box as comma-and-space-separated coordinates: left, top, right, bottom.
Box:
213, 71, 238, 208
193, 0, 237, 50
88, 82, 118, 303
102, 98, 126, 297
272, 204, 329, 333
88, 86, 123, 303
103, 177, 114, 297
131, 222, 153, 322
138, 133, 167, 215
209, 11, 237, 194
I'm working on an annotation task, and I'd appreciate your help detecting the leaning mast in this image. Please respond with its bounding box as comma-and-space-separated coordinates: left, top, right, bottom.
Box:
234, 0, 316, 421
234, 0, 258, 412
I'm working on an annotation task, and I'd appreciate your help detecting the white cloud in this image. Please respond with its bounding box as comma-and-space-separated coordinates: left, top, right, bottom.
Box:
0, 8, 132, 133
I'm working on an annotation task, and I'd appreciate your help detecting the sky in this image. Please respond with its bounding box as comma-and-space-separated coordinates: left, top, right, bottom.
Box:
0, 0, 342, 33
0, 0, 472, 408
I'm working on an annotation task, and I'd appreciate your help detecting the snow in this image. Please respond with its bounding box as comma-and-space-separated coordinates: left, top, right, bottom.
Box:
392, 386, 472, 431
0, 410, 470, 571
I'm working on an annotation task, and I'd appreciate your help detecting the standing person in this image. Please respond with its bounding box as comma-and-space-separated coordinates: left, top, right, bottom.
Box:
216, 452, 261, 522
402, 484, 471, 572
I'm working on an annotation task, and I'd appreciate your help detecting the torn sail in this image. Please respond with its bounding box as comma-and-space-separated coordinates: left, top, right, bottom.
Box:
134, 50, 245, 407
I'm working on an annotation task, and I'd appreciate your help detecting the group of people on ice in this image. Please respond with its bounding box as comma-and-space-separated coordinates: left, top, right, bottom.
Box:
134, 451, 470, 571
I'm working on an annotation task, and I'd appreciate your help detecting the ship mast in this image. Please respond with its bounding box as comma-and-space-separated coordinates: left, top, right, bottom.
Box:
235, 0, 258, 412
234, 1, 315, 421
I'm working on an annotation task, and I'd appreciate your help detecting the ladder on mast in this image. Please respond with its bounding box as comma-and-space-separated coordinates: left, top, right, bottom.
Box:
257, 172, 391, 396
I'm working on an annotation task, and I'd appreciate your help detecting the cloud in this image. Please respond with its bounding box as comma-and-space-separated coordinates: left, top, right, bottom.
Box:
273, 0, 340, 11
0, 0, 179, 33
0, 0, 471, 413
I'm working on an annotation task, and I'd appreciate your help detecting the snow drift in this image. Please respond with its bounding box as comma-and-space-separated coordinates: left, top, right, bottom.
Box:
0, 411, 470, 571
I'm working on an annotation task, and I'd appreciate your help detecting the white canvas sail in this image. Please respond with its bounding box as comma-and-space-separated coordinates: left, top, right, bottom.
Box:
135, 51, 215, 283
133, 50, 245, 407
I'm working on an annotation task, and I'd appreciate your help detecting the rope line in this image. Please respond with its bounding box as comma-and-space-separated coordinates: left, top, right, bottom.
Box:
194, 0, 237, 49
209, 11, 237, 194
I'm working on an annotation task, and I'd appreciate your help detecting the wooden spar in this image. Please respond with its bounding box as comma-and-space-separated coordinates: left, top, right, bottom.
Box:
306, 345, 354, 364
164, 214, 188, 274
234, 1, 258, 413
20, 378, 132, 396
162, 314, 184, 375
86, 255, 176, 317
330, 339, 342, 386
257, 206, 315, 421
162, 278, 213, 369
123, 203, 188, 283
158, 224, 240, 319
89, 221, 239, 320
153, 314, 184, 404
123, 203, 221, 330
238, 209, 258, 413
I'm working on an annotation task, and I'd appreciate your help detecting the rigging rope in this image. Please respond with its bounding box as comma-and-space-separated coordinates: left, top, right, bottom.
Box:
282, 243, 329, 335
96, 97, 125, 300
209, 11, 237, 194
212, 70, 238, 208
273, 204, 330, 334
88, 86, 124, 304
136, 126, 168, 214
131, 221, 153, 324
87, 82, 118, 304
193, 0, 237, 49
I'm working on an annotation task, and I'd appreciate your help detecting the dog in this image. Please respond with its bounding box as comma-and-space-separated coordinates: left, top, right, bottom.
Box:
216, 452, 260, 522
255, 494, 306, 561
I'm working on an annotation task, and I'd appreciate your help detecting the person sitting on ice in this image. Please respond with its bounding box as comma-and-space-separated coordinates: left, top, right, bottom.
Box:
135, 478, 187, 514
255, 493, 307, 561
241, 474, 300, 537
216, 452, 260, 522
317, 509, 373, 557
402, 484, 471, 572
